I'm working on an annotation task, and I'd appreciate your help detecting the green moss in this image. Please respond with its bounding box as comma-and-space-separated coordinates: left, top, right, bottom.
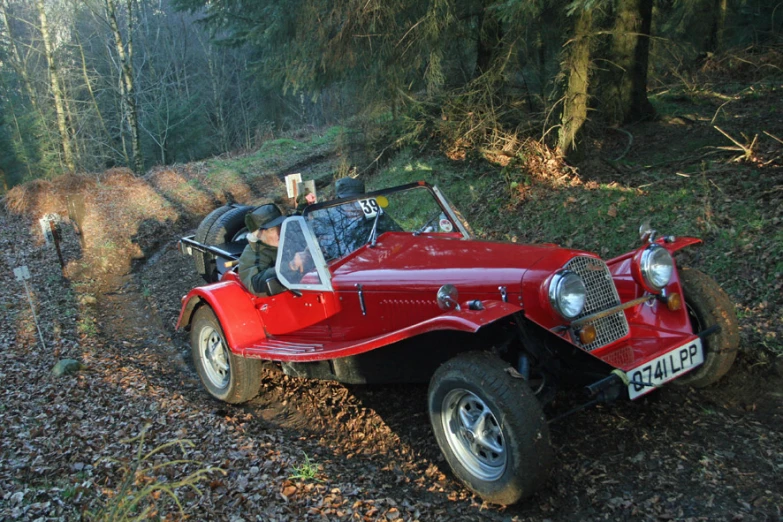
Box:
311, 126, 347, 146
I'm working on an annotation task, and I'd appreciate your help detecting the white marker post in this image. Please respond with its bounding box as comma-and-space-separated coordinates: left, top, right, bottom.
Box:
14, 265, 46, 351
285, 173, 302, 200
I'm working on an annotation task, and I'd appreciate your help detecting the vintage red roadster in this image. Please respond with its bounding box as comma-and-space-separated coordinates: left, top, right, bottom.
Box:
177, 181, 739, 504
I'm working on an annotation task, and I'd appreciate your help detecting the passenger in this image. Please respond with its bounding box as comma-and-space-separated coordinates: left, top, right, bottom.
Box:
237, 204, 285, 296
295, 187, 317, 214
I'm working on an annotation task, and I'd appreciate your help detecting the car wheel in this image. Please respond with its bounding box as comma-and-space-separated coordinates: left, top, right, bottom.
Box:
428, 351, 552, 505
201, 205, 251, 283
674, 268, 740, 388
190, 306, 261, 404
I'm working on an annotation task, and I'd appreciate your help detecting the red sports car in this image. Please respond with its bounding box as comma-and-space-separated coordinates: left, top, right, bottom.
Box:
177, 181, 739, 504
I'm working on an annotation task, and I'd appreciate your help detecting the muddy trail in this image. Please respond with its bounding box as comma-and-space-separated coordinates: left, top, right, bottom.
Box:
97, 233, 783, 521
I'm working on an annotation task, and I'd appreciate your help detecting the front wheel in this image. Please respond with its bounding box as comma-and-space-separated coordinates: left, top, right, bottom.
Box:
428, 352, 552, 505
675, 268, 740, 388
190, 306, 261, 404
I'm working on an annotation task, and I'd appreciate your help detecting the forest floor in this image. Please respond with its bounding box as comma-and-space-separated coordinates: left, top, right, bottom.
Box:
1, 65, 783, 520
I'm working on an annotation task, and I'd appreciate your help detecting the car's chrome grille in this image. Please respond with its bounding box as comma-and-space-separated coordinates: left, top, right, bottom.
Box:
566, 256, 629, 351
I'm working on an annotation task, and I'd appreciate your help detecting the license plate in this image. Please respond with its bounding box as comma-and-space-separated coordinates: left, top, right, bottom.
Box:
627, 338, 704, 400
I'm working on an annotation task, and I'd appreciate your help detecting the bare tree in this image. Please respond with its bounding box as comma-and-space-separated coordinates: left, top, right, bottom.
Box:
35, 0, 76, 171
104, 0, 143, 173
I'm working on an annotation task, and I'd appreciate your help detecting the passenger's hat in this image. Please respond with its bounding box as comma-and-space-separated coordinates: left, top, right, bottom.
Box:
335, 177, 365, 199
245, 204, 285, 232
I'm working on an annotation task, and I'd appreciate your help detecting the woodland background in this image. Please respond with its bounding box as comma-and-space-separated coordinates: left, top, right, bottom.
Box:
1, 0, 780, 190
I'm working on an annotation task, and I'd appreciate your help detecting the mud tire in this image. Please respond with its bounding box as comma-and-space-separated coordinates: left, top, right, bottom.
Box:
191, 306, 261, 404
194, 206, 231, 279
675, 268, 740, 388
428, 352, 552, 505
199, 205, 251, 283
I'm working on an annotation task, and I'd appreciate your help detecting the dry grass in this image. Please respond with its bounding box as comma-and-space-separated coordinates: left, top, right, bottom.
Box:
5, 179, 67, 217
147, 168, 214, 217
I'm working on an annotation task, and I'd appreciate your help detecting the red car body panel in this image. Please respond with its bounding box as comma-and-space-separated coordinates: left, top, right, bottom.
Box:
239, 300, 523, 362
177, 279, 267, 350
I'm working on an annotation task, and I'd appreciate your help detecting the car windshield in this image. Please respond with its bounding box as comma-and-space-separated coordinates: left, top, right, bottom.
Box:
304, 184, 466, 261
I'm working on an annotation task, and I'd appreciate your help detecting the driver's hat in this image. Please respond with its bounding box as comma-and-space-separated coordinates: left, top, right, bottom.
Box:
245, 204, 285, 232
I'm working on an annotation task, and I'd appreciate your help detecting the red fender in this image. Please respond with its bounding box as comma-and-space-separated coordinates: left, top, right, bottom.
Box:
417, 299, 523, 333
177, 281, 267, 350
659, 236, 703, 253
606, 236, 703, 269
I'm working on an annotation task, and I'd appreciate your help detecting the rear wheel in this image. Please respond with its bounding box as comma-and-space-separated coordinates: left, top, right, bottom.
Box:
190, 306, 261, 404
198, 205, 251, 283
428, 352, 552, 505
675, 268, 739, 388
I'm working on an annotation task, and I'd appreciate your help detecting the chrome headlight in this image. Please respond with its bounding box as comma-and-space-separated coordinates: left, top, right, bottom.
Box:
640, 244, 673, 291
549, 270, 587, 320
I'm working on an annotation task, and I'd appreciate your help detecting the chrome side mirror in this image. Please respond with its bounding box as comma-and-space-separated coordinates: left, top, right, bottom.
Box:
639, 220, 656, 243
437, 284, 461, 311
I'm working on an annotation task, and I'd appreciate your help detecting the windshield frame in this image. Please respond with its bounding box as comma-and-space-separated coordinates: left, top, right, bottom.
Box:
275, 216, 333, 292
302, 181, 472, 240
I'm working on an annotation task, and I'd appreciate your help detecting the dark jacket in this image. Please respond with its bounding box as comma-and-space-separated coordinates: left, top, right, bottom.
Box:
237, 240, 278, 296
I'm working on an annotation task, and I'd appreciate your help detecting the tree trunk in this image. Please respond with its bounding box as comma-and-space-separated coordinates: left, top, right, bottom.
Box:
597, 0, 655, 125
35, 0, 76, 171
707, 0, 727, 52
558, 7, 593, 163
473, 1, 503, 78
105, 0, 144, 174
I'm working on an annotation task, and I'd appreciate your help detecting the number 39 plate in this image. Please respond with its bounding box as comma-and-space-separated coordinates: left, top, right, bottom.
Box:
358, 198, 380, 219
627, 338, 704, 400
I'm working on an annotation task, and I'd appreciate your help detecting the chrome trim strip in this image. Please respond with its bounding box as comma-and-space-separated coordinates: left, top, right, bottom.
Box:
356, 284, 366, 316
571, 295, 652, 328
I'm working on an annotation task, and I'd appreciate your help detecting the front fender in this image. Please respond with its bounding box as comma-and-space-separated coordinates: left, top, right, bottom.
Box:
177, 281, 266, 351
426, 300, 523, 333
659, 236, 702, 254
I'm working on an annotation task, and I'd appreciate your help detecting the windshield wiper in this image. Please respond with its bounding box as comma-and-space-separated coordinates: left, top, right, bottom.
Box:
367, 210, 381, 247
414, 211, 441, 236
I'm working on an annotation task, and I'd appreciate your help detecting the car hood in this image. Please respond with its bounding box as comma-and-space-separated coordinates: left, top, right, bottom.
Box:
329, 233, 589, 294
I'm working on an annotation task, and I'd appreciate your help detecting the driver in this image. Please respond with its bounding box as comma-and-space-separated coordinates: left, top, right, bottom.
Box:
237, 204, 285, 296
308, 178, 401, 261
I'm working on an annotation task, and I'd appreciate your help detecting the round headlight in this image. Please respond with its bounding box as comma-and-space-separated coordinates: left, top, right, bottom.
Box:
640, 244, 673, 291
549, 270, 587, 320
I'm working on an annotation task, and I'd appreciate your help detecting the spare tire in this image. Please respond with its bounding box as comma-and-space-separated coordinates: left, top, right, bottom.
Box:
194, 206, 232, 278
198, 205, 252, 283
